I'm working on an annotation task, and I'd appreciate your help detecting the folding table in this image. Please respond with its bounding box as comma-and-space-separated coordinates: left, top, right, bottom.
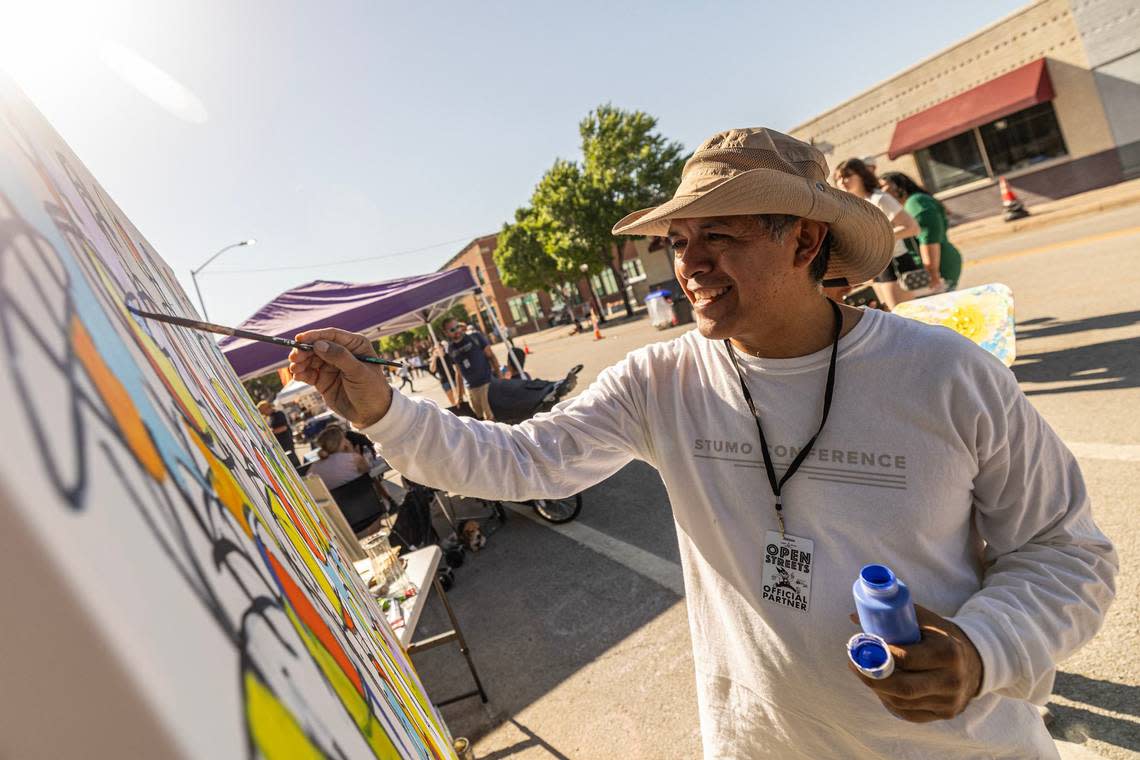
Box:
356, 546, 487, 706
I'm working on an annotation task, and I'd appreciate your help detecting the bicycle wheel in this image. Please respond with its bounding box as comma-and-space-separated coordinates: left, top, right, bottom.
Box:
530, 494, 582, 524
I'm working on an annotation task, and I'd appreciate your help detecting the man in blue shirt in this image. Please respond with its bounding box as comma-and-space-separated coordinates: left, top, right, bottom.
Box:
443, 317, 500, 420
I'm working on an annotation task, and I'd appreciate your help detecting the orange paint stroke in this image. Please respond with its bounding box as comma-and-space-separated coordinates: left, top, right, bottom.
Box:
266, 550, 363, 697
341, 596, 356, 631
71, 316, 166, 482
187, 424, 253, 537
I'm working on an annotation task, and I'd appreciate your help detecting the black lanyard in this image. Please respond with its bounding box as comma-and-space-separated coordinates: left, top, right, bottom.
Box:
724, 299, 842, 537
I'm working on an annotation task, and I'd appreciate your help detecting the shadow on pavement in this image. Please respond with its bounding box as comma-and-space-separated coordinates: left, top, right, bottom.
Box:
1017, 311, 1140, 341
1013, 336, 1140, 396
1047, 672, 1140, 754
475, 720, 573, 760
1053, 672, 1140, 720
407, 461, 683, 744
1048, 703, 1140, 754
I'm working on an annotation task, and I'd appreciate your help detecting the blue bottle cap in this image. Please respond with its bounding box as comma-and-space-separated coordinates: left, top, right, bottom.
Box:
847, 632, 894, 679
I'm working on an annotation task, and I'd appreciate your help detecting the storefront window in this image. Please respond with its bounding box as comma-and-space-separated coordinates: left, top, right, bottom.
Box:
507, 293, 541, 324
913, 102, 1068, 193
591, 268, 620, 296
979, 102, 1067, 175
507, 297, 525, 323
622, 258, 646, 282
915, 132, 987, 192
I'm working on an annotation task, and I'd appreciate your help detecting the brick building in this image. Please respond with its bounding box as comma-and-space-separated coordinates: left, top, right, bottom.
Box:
438, 235, 661, 336
789, 0, 1140, 223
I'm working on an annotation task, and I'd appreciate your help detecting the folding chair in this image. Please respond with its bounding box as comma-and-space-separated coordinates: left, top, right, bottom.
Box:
329, 474, 392, 534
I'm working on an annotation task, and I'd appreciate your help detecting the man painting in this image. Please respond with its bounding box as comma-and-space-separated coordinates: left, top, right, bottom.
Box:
289, 128, 1115, 758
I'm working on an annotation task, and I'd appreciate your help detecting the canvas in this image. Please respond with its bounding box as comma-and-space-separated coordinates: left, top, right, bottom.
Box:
0, 76, 454, 759
892, 283, 1017, 367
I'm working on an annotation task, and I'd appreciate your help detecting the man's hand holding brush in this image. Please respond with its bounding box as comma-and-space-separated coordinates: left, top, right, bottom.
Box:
289, 329, 392, 427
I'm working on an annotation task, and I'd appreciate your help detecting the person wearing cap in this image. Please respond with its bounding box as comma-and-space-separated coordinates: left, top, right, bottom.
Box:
258, 399, 300, 467
289, 128, 1115, 759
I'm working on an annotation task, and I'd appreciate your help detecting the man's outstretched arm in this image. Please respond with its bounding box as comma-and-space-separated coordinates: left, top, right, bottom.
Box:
290, 328, 652, 501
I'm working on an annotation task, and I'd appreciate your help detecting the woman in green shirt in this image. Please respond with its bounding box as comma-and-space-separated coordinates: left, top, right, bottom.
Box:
880, 171, 963, 291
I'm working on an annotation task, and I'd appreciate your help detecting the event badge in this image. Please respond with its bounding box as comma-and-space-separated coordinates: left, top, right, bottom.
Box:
762, 531, 814, 613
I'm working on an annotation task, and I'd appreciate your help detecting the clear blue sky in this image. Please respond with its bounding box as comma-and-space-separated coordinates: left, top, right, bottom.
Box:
5, 0, 1027, 326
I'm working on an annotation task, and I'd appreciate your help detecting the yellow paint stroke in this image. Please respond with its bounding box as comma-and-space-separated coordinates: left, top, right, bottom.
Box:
283, 606, 404, 760
272, 456, 330, 552
267, 486, 340, 615
71, 316, 166, 482
258, 450, 326, 563
187, 424, 253, 538
212, 378, 248, 429
244, 669, 324, 760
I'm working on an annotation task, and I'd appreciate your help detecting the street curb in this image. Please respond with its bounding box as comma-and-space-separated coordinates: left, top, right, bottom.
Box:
952, 186, 1140, 248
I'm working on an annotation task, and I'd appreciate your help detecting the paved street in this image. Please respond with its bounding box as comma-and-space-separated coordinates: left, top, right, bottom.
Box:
374, 205, 1140, 759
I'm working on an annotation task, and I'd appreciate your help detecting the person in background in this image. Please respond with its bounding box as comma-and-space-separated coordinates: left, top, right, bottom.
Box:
835, 157, 921, 310
429, 342, 463, 407
344, 428, 379, 463
307, 424, 369, 489
880, 171, 963, 293
258, 399, 300, 467
443, 317, 499, 420
395, 357, 415, 392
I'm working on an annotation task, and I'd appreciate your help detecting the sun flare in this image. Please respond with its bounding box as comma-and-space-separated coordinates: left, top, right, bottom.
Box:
0, 0, 207, 124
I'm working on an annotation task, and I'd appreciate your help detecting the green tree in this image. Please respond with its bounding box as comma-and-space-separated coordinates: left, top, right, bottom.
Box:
493, 207, 565, 293
243, 372, 284, 403
532, 104, 686, 318
375, 303, 469, 356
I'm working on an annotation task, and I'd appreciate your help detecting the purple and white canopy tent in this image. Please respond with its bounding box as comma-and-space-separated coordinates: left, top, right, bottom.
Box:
221, 269, 480, 379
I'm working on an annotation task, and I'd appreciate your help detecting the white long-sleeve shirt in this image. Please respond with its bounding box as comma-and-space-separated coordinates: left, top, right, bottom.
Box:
370, 308, 1117, 759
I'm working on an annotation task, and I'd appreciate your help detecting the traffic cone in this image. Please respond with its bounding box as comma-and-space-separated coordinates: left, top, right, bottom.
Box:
523, 341, 532, 355
592, 312, 604, 341
999, 176, 1029, 221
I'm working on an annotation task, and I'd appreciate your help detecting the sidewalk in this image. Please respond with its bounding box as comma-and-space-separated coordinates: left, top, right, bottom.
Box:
951, 176, 1140, 249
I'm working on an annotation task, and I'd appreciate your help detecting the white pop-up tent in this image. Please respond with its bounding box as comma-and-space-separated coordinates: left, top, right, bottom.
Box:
275, 378, 322, 407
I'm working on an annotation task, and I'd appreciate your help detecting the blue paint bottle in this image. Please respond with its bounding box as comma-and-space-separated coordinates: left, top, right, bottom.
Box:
847, 564, 921, 679
853, 564, 920, 644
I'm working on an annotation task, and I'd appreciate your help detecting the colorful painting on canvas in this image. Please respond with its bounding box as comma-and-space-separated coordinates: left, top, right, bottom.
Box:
892, 283, 1017, 367
0, 75, 453, 759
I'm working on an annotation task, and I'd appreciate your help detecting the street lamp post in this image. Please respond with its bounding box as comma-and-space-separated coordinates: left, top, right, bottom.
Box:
580, 262, 605, 324
191, 239, 256, 320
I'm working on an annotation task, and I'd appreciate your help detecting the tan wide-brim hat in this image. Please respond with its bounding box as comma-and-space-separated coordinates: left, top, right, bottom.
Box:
612, 128, 894, 285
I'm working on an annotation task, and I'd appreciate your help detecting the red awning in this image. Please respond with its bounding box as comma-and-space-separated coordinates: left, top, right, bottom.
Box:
887, 59, 1054, 159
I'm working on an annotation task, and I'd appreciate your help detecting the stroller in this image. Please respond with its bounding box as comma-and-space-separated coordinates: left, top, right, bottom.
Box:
378, 360, 585, 591
440, 362, 586, 524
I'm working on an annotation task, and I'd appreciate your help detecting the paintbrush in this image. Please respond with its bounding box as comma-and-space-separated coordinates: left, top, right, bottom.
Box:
126, 306, 405, 369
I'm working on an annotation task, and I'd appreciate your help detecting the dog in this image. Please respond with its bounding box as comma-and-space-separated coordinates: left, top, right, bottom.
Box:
460, 520, 486, 552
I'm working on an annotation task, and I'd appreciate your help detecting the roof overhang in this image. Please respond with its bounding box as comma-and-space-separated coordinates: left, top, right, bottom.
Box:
888, 58, 1054, 160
